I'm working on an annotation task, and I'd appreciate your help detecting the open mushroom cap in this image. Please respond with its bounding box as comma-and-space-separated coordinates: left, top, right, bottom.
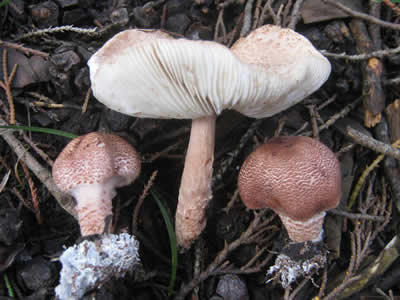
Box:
88, 25, 330, 120
238, 136, 341, 221
231, 25, 331, 118
52, 132, 141, 195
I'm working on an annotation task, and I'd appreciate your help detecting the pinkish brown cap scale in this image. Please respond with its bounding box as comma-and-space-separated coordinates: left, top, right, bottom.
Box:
52, 132, 141, 236
238, 136, 341, 242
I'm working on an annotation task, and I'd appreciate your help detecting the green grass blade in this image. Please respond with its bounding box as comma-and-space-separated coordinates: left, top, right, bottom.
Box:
150, 188, 178, 296
3, 273, 14, 298
0, 125, 77, 139
0, 0, 11, 8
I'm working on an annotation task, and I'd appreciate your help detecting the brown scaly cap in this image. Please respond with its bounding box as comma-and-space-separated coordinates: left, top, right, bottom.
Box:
238, 136, 341, 222
53, 132, 141, 192
52, 132, 141, 236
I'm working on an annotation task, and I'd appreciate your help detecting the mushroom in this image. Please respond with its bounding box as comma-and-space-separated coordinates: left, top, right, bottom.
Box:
238, 136, 341, 243
52, 132, 141, 236
88, 25, 331, 249
238, 136, 341, 287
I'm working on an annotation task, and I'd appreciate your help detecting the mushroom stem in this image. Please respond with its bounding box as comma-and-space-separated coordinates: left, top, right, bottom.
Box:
175, 115, 216, 249
72, 184, 115, 236
279, 212, 326, 243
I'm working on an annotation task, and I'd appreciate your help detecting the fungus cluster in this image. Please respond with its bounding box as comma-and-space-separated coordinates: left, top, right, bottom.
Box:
88, 25, 331, 249
238, 136, 341, 286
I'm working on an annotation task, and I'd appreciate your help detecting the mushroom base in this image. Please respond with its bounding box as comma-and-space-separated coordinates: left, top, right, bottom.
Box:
279, 212, 325, 243
267, 241, 327, 288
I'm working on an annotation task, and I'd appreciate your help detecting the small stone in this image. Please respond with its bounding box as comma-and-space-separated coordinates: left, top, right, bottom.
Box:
29, 56, 52, 82
49, 66, 73, 96
17, 257, 56, 291
165, 13, 191, 35
216, 274, 249, 300
62, 8, 87, 25
51, 50, 81, 72
74, 67, 90, 91
110, 7, 129, 25
132, 6, 160, 28
166, 0, 192, 16
0, 208, 21, 246
29, 1, 59, 27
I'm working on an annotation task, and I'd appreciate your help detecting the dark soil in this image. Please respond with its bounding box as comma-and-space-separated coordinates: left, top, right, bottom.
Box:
0, 0, 400, 299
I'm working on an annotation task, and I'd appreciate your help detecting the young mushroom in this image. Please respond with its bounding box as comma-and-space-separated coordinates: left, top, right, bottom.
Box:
238, 136, 341, 286
52, 132, 141, 236
88, 25, 331, 249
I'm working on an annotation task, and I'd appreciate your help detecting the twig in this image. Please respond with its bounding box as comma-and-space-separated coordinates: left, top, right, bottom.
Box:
262, 0, 278, 26
303, 97, 362, 136
382, 0, 400, 16
0, 49, 17, 125
174, 210, 276, 300
287, 0, 304, 30
213, 119, 262, 187
321, 45, 400, 60
329, 209, 386, 222
20, 162, 42, 224
347, 138, 400, 209
214, 7, 227, 43
240, 0, 255, 37
338, 235, 400, 299
321, 0, 400, 31
307, 105, 319, 139
132, 170, 158, 235
14, 25, 98, 41
347, 126, 400, 160
0, 40, 49, 57
0, 115, 76, 218
81, 88, 91, 114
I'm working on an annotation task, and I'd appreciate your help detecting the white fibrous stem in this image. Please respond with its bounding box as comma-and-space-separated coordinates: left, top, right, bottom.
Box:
175, 115, 216, 249
279, 212, 326, 243
72, 183, 116, 236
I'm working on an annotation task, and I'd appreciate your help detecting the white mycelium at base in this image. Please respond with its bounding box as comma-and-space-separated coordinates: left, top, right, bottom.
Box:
55, 233, 140, 300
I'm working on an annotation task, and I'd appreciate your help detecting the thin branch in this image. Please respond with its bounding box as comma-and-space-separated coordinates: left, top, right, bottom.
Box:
0, 115, 76, 217
14, 25, 98, 41
322, 0, 400, 30
0, 40, 49, 57
347, 126, 400, 160
321, 45, 400, 60
329, 209, 386, 222
241, 0, 255, 36
287, 0, 305, 30
0, 49, 17, 124
132, 170, 158, 235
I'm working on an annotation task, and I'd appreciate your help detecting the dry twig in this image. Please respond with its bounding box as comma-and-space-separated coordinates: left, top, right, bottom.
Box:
132, 170, 158, 235
347, 127, 400, 160
20, 162, 42, 224
174, 211, 278, 300
0, 115, 76, 217
0, 49, 17, 124
0, 40, 49, 57
322, 0, 400, 30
